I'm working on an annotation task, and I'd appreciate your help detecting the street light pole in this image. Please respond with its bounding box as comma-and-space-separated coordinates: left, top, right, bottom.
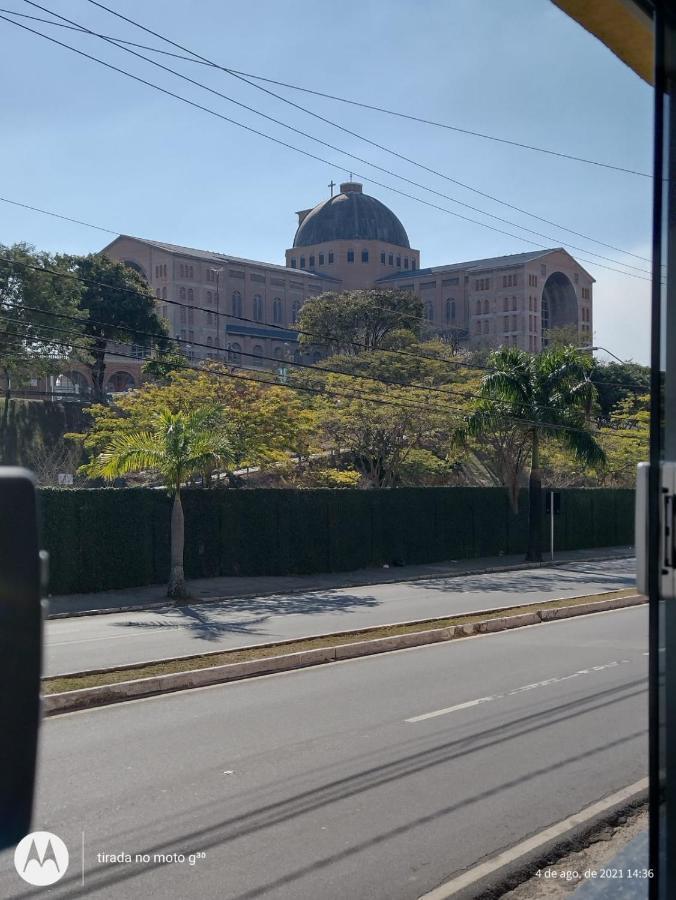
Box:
576, 344, 626, 363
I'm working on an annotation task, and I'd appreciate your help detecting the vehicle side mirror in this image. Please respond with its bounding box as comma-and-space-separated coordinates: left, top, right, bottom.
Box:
0, 468, 42, 850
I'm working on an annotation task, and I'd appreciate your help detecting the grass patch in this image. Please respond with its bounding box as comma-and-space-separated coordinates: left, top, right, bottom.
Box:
43, 588, 637, 695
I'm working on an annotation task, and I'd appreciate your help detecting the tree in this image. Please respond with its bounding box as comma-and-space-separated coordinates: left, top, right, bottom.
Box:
543, 325, 582, 349
316, 340, 470, 387
310, 370, 457, 487
142, 347, 189, 384
599, 392, 649, 484
297, 289, 423, 356
85, 407, 231, 599
466, 346, 606, 561
538, 391, 649, 488
0, 244, 85, 454
71, 364, 319, 484
63, 254, 168, 401
590, 360, 650, 421
468, 422, 533, 512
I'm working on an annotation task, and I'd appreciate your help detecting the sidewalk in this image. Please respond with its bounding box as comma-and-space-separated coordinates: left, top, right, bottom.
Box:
47, 545, 635, 617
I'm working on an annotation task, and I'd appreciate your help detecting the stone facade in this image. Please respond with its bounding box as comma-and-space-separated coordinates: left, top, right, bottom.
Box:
377, 246, 594, 353
35, 181, 593, 397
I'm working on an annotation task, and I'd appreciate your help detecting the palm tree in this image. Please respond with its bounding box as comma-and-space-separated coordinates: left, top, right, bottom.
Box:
467, 346, 606, 561
89, 407, 231, 599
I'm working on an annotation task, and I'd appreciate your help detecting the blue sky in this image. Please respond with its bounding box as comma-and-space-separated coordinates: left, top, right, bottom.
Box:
0, 0, 653, 362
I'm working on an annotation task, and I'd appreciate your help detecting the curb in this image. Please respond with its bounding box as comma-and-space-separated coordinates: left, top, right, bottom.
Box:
43, 593, 646, 716
51, 586, 636, 680
46, 549, 635, 620
420, 780, 648, 900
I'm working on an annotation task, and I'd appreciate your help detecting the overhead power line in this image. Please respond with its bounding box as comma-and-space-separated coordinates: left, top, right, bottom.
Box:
2, 7, 654, 282
0, 320, 450, 416
2, 5, 652, 180
0, 251, 649, 392
0, 320, 635, 443
0, 259, 649, 434
0, 195, 118, 234
77, 0, 654, 270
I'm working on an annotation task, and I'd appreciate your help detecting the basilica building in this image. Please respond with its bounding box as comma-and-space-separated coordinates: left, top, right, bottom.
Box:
57, 181, 594, 395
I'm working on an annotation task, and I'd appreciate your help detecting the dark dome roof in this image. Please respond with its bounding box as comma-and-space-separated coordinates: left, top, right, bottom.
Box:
293, 182, 410, 249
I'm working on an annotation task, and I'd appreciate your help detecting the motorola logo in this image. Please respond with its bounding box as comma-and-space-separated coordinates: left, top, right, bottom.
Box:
14, 831, 69, 886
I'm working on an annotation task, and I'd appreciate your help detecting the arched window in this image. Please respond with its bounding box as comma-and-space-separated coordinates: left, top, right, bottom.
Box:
187, 288, 193, 302
228, 342, 241, 365
425, 302, 434, 321
503, 297, 509, 312
273, 297, 283, 323
106, 371, 136, 393
475, 300, 481, 316
253, 295, 263, 321
155, 288, 161, 298
55, 371, 88, 396
274, 347, 284, 359
162, 286, 167, 299
483, 299, 490, 314
446, 299, 455, 321
252, 344, 264, 365
122, 260, 147, 280
291, 301, 301, 323
231, 291, 242, 317
179, 287, 186, 300
207, 290, 212, 304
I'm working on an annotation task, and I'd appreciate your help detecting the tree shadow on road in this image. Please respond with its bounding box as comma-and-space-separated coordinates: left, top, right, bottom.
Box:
402, 559, 635, 596
109, 591, 382, 643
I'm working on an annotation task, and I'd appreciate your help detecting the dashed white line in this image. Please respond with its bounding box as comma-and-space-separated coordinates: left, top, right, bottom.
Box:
406, 697, 493, 723
406, 658, 637, 724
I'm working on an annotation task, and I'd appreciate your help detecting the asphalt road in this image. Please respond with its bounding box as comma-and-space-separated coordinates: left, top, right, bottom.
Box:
44, 558, 636, 676
1, 605, 647, 899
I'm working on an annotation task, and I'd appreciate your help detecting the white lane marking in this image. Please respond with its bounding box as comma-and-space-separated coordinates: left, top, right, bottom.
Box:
48, 606, 647, 719
406, 697, 493, 723
406, 658, 635, 724
419, 778, 648, 899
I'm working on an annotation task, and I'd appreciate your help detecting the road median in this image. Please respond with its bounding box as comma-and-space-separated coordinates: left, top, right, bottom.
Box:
43, 589, 644, 715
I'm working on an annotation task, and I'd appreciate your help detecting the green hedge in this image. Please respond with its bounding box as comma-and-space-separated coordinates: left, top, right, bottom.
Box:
38, 486, 635, 595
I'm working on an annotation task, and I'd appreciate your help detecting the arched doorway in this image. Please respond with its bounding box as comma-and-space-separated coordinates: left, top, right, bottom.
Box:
541, 272, 579, 345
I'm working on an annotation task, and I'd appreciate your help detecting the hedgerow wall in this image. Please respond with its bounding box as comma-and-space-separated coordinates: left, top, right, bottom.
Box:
38, 486, 635, 595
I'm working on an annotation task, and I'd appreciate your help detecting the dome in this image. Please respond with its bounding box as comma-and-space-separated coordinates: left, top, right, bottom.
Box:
293, 182, 410, 249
